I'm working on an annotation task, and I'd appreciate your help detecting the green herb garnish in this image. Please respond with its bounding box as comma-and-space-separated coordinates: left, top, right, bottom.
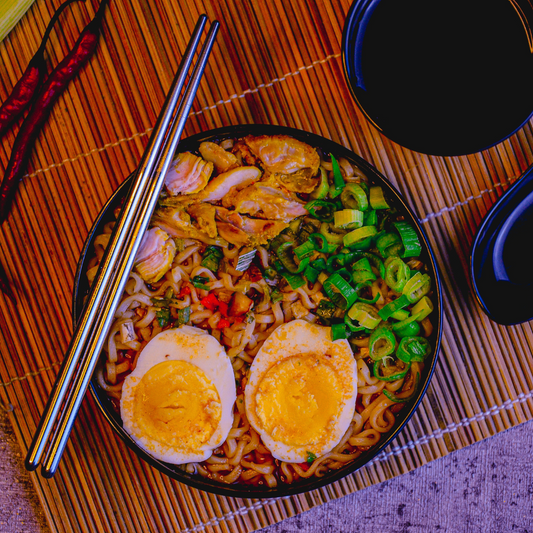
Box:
306, 451, 317, 464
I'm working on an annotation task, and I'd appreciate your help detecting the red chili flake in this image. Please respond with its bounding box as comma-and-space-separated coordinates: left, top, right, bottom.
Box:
200, 292, 219, 311
218, 301, 228, 317
297, 462, 310, 472
177, 285, 192, 298
217, 318, 230, 329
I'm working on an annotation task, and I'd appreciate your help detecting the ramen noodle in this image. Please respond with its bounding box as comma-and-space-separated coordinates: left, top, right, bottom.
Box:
87, 134, 435, 487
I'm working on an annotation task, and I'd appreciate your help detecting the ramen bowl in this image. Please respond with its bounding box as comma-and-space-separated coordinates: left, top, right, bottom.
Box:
73, 124, 442, 497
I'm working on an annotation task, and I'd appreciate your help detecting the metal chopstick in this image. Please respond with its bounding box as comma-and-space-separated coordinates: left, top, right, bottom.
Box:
40, 20, 220, 478
25, 15, 219, 476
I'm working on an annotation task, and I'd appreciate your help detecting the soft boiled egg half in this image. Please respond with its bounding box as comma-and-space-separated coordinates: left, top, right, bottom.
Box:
244, 320, 357, 463
120, 326, 236, 464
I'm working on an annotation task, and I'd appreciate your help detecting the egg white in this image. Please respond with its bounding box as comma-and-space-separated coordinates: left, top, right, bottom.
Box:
244, 320, 357, 463
120, 326, 236, 464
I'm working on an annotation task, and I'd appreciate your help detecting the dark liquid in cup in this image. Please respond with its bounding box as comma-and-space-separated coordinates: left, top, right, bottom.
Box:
353, 0, 533, 154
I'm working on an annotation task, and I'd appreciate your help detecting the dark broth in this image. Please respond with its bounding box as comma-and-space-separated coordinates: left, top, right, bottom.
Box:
353, 0, 533, 154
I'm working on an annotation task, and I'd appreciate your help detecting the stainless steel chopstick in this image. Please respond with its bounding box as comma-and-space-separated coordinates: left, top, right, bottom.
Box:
25, 14, 219, 476
40, 20, 220, 478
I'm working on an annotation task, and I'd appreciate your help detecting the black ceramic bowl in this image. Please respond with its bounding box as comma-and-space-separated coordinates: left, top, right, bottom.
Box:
342, 0, 533, 156
73, 124, 442, 498
470, 164, 533, 325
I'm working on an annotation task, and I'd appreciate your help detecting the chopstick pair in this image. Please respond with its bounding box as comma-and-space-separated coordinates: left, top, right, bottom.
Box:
25, 14, 219, 478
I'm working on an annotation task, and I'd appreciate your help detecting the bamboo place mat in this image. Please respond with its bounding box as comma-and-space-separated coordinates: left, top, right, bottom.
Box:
1, 0, 533, 531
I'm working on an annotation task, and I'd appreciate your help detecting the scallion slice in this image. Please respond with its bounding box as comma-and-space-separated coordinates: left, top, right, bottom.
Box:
374, 357, 410, 381
396, 337, 432, 363
394, 221, 422, 258
376, 232, 402, 258
363, 209, 377, 226
343, 225, 377, 247
334, 209, 364, 229
320, 222, 345, 244
331, 323, 347, 341
303, 264, 320, 284
402, 272, 432, 303
309, 166, 329, 200
410, 296, 433, 321
304, 199, 336, 222
347, 302, 382, 329
385, 257, 410, 292
394, 320, 421, 338
369, 186, 390, 209
369, 325, 397, 360
378, 294, 410, 320
340, 183, 368, 211
308, 233, 338, 254
329, 153, 346, 198
322, 272, 358, 309
294, 240, 316, 261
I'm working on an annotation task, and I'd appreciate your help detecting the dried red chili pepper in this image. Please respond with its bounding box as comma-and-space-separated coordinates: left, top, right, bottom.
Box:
0, 0, 83, 138
0, 0, 109, 223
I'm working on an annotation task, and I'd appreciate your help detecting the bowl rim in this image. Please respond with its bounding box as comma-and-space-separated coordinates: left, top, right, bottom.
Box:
341, 0, 533, 156
72, 123, 443, 498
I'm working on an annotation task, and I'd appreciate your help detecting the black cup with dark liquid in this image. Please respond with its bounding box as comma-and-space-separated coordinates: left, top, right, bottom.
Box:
343, 0, 533, 155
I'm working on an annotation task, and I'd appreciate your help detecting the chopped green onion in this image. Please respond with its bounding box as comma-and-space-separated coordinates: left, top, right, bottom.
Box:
156, 307, 170, 327
320, 222, 345, 244
281, 271, 305, 290
395, 319, 421, 338
374, 357, 410, 381
276, 241, 310, 273
385, 257, 410, 292
294, 240, 316, 260
304, 199, 336, 222
347, 302, 382, 329
334, 209, 364, 229
369, 186, 390, 209
176, 306, 191, 326
378, 294, 410, 320
343, 225, 378, 247
383, 373, 420, 402
396, 336, 432, 362
390, 309, 410, 321
391, 313, 419, 333
303, 264, 320, 284
201, 245, 223, 273
410, 296, 434, 321
363, 209, 377, 226
346, 235, 373, 251
352, 257, 377, 284
340, 183, 368, 211
306, 451, 317, 464
344, 313, 369, 332
376, 232, 402, 258
369, 325, 397, 360
263, 267, 278, 280
402, 272, 432, 303
308, 233, 339, 254
191, 275, 210, 290
310, 167, 329, 200
316, 299, 337, 323
270, 288, 284, 303
393, 221, 422, 258
310, 257, 327, 271
331, 323, 347, 341
322, 272, 358, 309
329, 153, 346, 198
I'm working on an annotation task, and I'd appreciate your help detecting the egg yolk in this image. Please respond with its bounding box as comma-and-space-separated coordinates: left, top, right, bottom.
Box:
254, 354, 342, 447
133, 360, 222, 451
